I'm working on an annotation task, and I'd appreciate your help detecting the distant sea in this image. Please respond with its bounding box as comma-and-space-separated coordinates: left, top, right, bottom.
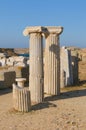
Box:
18, 53, 29, 57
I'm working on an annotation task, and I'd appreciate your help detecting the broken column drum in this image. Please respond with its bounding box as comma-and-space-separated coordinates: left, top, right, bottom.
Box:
23, 27, 45, 103
44, 27, 63, 95
13, 84, 31, 112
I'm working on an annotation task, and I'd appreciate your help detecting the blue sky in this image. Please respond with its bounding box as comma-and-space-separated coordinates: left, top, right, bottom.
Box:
0, 0, 86, 48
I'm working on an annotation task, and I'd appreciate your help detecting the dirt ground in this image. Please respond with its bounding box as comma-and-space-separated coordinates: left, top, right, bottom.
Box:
0, 85, 86, 130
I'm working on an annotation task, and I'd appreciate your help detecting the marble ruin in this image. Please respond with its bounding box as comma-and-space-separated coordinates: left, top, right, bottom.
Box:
1, 25, 84, 113
44, 26, 63, 95
13, 83, 31, 112
0, 56, 28, 67
23, 26, 63, 103
60, 46, 73, 88
16, 78, 26, 88
23, 26, 46, 103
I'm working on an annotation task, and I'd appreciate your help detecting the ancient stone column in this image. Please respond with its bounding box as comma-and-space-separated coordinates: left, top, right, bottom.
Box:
23, 26, 46, 103
44, 26, 63, 95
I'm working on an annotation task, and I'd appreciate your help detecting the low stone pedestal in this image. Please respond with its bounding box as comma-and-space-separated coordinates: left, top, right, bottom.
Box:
13, 84, 31, 112
16, 78, 26, 88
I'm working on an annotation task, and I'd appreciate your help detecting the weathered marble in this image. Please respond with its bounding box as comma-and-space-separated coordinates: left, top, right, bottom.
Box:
60, 47, 73, 87
23, 26, 46, 103
6, 56, 27, 67
13, 84, 31, 112
16, 78, 26, 88
44, 26, 63, 95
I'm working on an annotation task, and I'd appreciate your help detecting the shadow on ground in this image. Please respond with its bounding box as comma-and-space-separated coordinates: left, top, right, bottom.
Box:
0, 85, 86, 111
32, 87, 86, 111
31, 101, 57, 111
44, 88, 86, 102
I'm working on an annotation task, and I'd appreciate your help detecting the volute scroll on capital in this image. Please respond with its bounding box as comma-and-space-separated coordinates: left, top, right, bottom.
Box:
45, 26, 63, 35
23, 26, 48, 36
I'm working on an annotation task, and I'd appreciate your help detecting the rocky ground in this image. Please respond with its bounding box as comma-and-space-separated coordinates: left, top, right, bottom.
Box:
0, 85, 86, 130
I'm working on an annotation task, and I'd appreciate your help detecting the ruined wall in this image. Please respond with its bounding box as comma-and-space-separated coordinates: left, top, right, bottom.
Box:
0, 67, 16, 89
78, 49, 86, 82
0, 66, 29, 89
60, 47, 73, 87
7, 66, 29, 82
71, 51, 79, 84
66, 47, 86, 83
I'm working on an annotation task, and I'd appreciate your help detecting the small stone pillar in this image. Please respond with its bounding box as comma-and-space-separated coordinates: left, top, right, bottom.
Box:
44, 26, 63, 95
23, 26, 46, 103
16, 78, 26, 88
13, 84, 31, 112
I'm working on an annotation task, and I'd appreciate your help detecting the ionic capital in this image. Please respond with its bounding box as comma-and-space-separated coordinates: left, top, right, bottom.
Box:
23, 26, 47, 36
45, 26, 63, 35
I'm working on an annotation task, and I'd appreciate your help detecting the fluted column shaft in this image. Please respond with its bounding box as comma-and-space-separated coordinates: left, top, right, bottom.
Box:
23, 26, 63, 98
44, 34, 60, 95
29, 33, 44, 103
44, 26, 63, 95
23, 26, 46, 103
